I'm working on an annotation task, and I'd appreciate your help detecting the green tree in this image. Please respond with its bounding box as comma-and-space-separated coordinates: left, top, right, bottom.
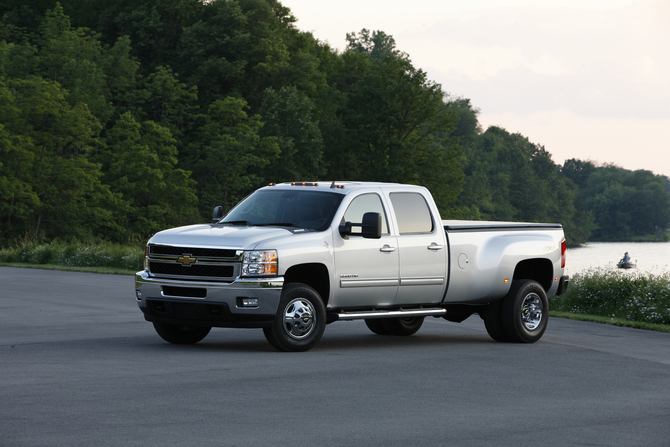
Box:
97, 0, 201, 72
457, 126, 594, 244
561, 158, 597, 190
333, 52, 459, 181
135, 65, 201, 141
98, 35, 141, 119
100, 112, 198, 239
190, 96, 279, 213
0, 121, 40, 244
258, 85, 325, 182
346, 28, 400, 60
580, 166, 670, 241
0, 76, 111, 241
36, 3, 113, 122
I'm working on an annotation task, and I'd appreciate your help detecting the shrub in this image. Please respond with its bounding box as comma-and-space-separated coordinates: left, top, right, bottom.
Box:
0, 241, 144, 271
550, 267, 670, 325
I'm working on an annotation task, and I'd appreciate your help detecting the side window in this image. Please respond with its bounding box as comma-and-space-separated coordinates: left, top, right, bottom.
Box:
343, 194, 389, 235
390, 193, 434, 234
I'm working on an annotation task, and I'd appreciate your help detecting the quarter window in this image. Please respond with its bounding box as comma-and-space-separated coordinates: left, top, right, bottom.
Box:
390, 193, 434, 234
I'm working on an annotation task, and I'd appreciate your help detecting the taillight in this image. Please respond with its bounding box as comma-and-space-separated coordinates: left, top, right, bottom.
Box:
561, 239, 566, 268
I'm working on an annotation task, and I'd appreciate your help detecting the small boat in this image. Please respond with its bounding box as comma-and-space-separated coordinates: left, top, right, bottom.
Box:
617, 261, 636, 269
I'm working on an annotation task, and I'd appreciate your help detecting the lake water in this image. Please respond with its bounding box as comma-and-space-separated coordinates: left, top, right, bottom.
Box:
566, 242, 670, 276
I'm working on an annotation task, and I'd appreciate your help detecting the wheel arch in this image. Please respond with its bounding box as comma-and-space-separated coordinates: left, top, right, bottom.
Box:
283, 263, 330, 305
512, 258, 553, 292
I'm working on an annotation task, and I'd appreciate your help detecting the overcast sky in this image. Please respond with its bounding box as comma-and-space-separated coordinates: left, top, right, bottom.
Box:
280, 0, 670, 177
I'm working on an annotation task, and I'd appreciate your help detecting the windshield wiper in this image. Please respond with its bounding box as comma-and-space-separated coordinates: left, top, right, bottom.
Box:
219, 220, 252, 226
255, 222, 300, 227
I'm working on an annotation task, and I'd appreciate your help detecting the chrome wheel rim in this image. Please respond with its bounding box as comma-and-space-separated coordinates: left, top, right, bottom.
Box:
282, 298, 315, 340
521, 293, 543, 331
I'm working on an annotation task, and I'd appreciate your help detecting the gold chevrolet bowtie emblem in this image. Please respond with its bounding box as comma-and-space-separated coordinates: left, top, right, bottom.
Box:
177, 255, 197, 266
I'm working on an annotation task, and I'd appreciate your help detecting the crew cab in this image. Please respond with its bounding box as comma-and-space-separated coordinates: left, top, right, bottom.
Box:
135, 181, 569, 351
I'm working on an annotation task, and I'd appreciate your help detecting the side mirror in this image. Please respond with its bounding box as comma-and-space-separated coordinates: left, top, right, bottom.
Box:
339, 212, 382, 239
361, 212, 382, 239
212, 206, 224, 222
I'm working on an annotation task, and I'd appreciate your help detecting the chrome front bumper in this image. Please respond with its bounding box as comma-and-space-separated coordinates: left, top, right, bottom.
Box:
135, 271, 284, 327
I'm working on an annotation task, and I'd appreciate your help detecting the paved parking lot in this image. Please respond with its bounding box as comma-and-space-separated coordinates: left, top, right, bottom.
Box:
1, 267, 669, 446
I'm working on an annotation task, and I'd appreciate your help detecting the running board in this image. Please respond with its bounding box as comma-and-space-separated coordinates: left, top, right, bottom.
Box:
335, 308, 447, 321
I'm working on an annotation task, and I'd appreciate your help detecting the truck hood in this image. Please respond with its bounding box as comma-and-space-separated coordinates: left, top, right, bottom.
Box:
148, 224, 294, 250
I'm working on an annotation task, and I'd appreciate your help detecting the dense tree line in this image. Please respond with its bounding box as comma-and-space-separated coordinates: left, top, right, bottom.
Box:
0, 1, 668, 246
562, 160, 670, 241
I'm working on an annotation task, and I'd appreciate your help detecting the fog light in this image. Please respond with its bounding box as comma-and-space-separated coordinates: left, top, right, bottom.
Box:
135, 290, 142, 301
239, 298, 259, 308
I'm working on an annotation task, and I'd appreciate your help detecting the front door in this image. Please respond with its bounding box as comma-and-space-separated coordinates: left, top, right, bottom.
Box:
332, 193, 399, 308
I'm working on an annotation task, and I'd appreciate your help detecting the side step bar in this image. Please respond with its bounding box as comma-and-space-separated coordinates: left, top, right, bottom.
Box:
335, 307, 447, 321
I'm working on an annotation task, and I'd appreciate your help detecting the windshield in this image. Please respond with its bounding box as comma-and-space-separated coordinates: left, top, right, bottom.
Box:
220, 189, 345, 231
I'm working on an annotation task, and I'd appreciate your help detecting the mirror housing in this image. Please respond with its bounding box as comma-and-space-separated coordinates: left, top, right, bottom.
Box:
212, 206, 224, 222
339, 212, 382, 239
361, 212, 382, 239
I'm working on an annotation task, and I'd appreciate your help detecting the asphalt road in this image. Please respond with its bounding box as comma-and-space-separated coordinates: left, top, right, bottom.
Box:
1, 266, 669, 447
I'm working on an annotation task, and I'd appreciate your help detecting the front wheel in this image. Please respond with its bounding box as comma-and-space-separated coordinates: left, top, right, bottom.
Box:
263, 283, 326, 352
152, 323, 211, 344
501, 280, 548, 343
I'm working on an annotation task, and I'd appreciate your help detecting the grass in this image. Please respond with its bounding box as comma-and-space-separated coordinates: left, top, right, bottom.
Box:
549, 311, 670, 333
0, 262, 138, 275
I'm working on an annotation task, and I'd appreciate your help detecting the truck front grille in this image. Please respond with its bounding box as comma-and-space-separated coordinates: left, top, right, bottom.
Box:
147, 244, 239, 281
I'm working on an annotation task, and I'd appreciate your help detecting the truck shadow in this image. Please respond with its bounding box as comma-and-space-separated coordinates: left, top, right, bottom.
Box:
170, 331, 497, 353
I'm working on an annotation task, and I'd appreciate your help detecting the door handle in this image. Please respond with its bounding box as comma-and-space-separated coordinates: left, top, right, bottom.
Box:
380, 245, 396, 253
427, 243, 443, 251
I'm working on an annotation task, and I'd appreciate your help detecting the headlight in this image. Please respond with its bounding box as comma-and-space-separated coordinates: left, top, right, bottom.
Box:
242, 250, 278, 276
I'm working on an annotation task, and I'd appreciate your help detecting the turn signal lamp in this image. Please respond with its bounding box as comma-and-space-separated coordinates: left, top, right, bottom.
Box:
143, 245, 149, 270
242, 250, 278, 276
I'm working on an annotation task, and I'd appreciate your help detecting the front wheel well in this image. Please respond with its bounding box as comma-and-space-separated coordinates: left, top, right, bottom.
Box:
513, 258, 553, 292
283, 263, 330, 305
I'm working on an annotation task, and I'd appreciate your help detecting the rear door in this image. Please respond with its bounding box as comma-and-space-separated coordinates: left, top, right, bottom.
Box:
388, 192, 447, 305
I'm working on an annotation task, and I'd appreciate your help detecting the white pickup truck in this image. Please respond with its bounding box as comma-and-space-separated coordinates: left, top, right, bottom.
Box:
135, 181, 569, 351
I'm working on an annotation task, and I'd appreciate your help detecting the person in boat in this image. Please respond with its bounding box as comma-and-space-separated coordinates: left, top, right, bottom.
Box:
622, 252, 631, 263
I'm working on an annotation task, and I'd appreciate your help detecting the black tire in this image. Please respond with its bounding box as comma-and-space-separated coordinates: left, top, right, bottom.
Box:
263, 283, 326, 352
380, 317, 424, 336
501, 279, 548, 343
480, 300, 510, 342
152, 322, 211, 344
364, 318, 390, 335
